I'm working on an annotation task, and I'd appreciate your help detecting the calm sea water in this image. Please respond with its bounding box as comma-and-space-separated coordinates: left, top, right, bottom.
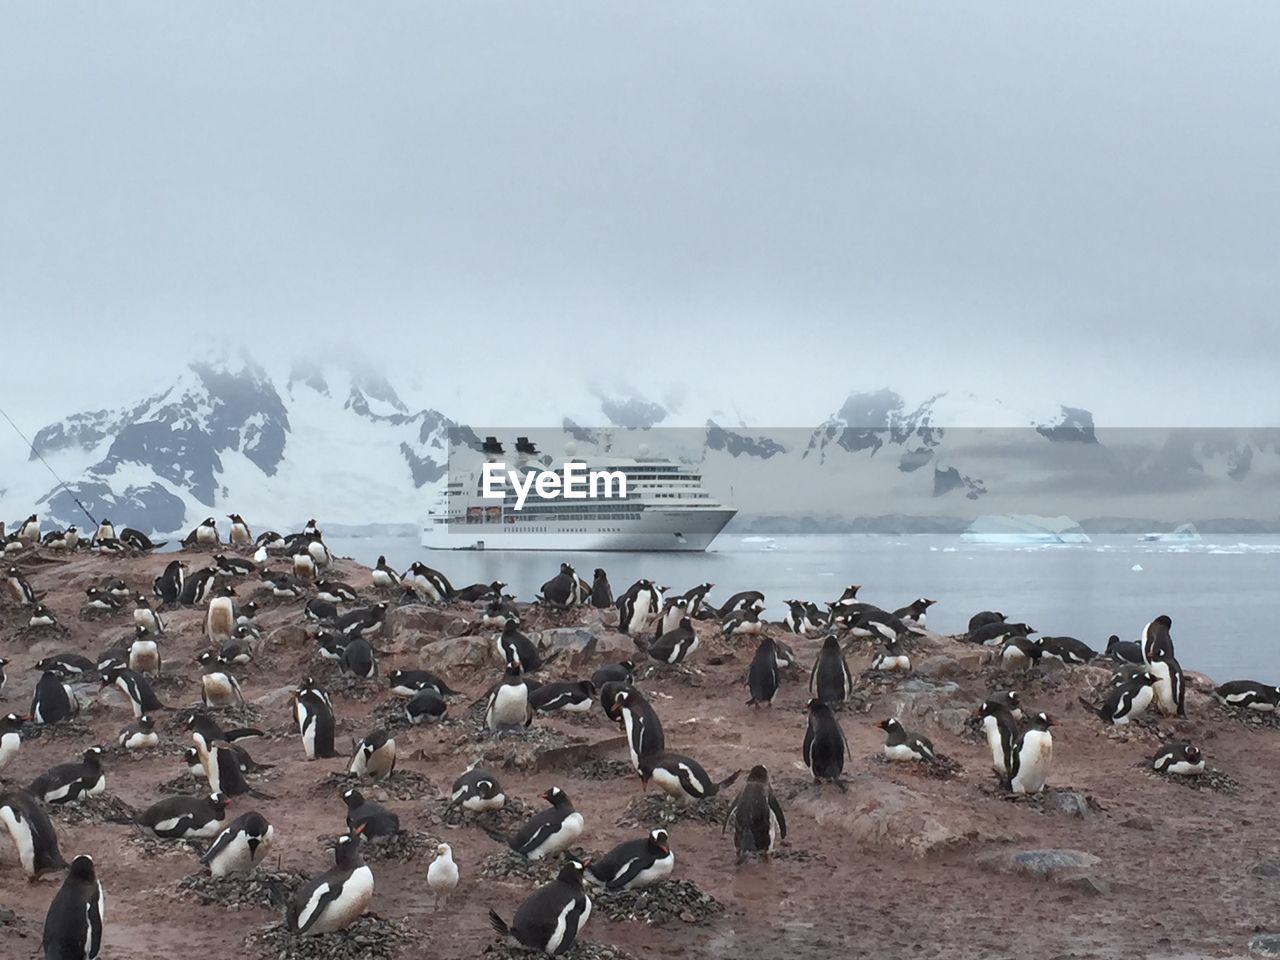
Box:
326, 533, 1280, 684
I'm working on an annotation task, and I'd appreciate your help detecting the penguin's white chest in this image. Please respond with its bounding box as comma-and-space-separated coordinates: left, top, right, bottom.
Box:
981, 717, 1008, 773
529, 811, 584, 859
0, 732, 19, 770
1012, 731, 1053, 794
489, 685, 528, 728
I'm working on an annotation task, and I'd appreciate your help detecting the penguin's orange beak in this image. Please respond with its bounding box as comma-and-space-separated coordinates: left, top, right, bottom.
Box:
353, 823, 366, 836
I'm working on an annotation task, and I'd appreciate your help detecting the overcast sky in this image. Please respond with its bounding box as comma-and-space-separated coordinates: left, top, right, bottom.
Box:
1, 3, 1277, 431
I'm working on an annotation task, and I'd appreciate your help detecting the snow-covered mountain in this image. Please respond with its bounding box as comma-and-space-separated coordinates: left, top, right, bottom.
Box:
3, 360, 1276, 535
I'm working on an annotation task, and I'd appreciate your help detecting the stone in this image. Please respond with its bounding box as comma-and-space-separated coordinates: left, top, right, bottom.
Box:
1250, 934, 1280, 958
421, 635, 493, 671
1048, 789, 1091, 819
983, 848, 1101, 883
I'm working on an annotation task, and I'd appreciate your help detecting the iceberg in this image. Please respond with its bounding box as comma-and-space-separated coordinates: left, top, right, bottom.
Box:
1140, 523, 1201, 543
961, 514, 1091, 544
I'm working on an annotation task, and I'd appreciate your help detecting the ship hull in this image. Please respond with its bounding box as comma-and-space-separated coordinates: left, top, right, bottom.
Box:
421, 509, 735, 552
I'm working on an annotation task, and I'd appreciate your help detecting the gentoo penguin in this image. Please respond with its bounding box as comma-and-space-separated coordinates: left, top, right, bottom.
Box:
5, 565, 36, 605
28, 602, 58, 628
590, 660, 634, 689
93, 518, 116, 543
1000, 634, 1042, 668
137, 792, 229, 839
371, 555, 399, 591
1215, 679, 1280, 712
132, 593, 165, 635
638, 751, 741, 802
348, 729, 397, 781
185, 710, 267, 756
227, 513, 252, 545
719, 590, 766, 617
213, 553, 256, 578
616, 579, 661, 635
448, 766, 505, 815
403, 562, 454, 602
330, 601, 389, 638
870, 636, 911, 672
198, 653, 244, 708
117, 715, 159, 751
0, 656, 6, 698
810, 634, 854, 705
178, 566, 216, 606
976, 699, 1019, 776
654, 597, 689, 639
1142, 614, 1176, 663
615, 688, 666, 770
255, 530, 286, 555
42, 854, 104, 960
968, 621, 1034, 647
427, 842, 460, 908
803, 699, 848, 784
202, 810, 274, 877
35, 653, 96, 680
17, 514, 40, 542
1009, 712, 1054, 795
340, 636, 378, 679
236, 600, 258, 626
529, 680, 597, 714
968, 610, 1005, 633
721, 606, 764, 638
127, 625, 162, 677
84, 587, 123, 613
294, 680, 340, 759
0, 788, 66, 877
341, 787, 400, 840
121, 527, 164, 552
725, 765, 786, 864
404, 688, 449, 725
489, 786, 584, 860
893, 598, 936, 627
587, 829, 674, 891
746, 636, 780, 706
540, 564, 581, 609
481, 596, 520, 627
1104, 634, 1143, 665
642, 617, 700, 665
1153, 741, 1205, 777
183, 517, 220, 546
678, 582, 715, 618
1148, 653, 1186, 718
387, 668, 458, 698
199, 739, 267, 799
314, 579, 358, 605
153, 559, 185, 604
0, 712, 22, 773
31, 670, 79, 725
599, 682, 630, 722
43, 526, 78, 550
205, 584, 237, 642
782, 599, 818, 636
182, 748, 205, 778
1038, 635, 1098, 666
497, 619, 544, 672
589, 568, 613, 608
219, 625, 258, 665
878, 718, 935, 762
286, 833, 374, 936
489, 857, 591, 956
1079, 671, 1157, 725
29, 746, 106, 804
486, 667, 534, 732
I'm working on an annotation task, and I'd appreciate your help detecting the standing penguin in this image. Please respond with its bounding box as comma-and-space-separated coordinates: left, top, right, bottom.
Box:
227, 514, 252, 545
132, 593, 165, 635
42, 854, 104, 960
294, 680, 340, 759
371, 555, 399, 591
0, 788, 66, 877
205, 584, 237, 643
153, 559, 186, 605
286, 833, 374, 936
809, 635, 853, 705
17, 514, 40, 542
198, 653, 244, 709
725, 765, 786, 864
746, 636, 780, 707
485, 667, 534, 732
803, 699, 848, 785
0, 712, 22, 773
31, 671, 79, 725
589, 568, 613, 608
202, 810, 274, 877
1008, 712, 1054, 795
616, 579, 660, 635
101, 665, 165, 718
615, 688, 665, 771
497, 619, 544, 673
976, 698, 1019, 777
402, 562, 454, 602
1141, 615, 1176, 664
5, 565, 36, 605
183, 517, 220, 546
1079, 671, 1156, 725
540, 563, 581, 609
1148, 653, 1186, 718
489, 858, 591, 956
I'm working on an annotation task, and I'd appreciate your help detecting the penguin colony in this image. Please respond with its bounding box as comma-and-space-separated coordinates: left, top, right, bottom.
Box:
0, 513, 1276, 959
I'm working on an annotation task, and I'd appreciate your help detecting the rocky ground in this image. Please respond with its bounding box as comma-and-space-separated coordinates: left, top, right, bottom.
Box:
2, 545, 1279, 959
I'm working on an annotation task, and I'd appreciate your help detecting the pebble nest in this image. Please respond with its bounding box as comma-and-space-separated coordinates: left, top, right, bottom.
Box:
1210, 705, 1280, 730
125, 832, 204, 861
318, 829, 438, 861
482, 940, 640, 960
158, 773, 210, 796
592, 878, 723, 926
48, 793, 136, 825
478, 849, 588, 885
616, 794, 731, 829
870, 752, 965, 780
371, 697, 427, 731
179, 868, 310, 910
435, 794, 535, 830
314, 768, 438, 802
1144, 764, 1239, 792
245, 915, 421, 960
573, 757, 636, 781
19, 717, 94, 741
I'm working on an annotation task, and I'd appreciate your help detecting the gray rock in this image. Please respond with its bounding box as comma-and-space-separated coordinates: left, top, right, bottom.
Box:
421, 635, 492, 671
1253, 861, 1280, 878
1250, 934, 1280, 958
1048, 789, 1090, 819
1008, 849, 1100, 879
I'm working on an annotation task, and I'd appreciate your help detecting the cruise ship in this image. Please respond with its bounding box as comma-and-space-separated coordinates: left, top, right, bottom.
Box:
420, 437, 735, 552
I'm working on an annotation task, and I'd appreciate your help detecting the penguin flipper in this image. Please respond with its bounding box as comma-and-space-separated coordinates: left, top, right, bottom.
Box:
767, 790, 787, 840
1076, 696, 1104, 719
715, 769, 742, 793
223, 727, 265, 741
487, 909, 512, 939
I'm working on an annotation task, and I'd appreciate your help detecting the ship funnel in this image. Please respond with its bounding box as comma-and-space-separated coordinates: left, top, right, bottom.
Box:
482, 436, 505, 456
515, 437, 539, 456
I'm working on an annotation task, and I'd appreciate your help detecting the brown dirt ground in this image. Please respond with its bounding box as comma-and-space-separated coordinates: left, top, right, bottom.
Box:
1, 547, 1277, 959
